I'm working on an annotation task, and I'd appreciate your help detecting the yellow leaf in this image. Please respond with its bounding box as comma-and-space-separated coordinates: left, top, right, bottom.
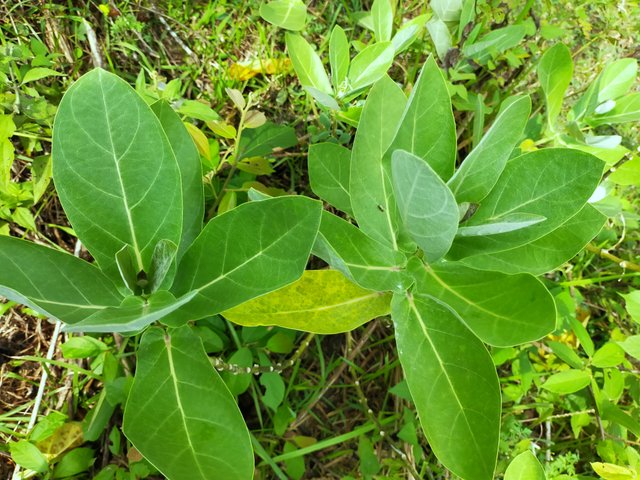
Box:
206, 120, 237, 139
183, 122, 210, 161
591, 462, 636, 480
223, 270, 391, 334
36, 422, 83, 461
520, 138, 537, 152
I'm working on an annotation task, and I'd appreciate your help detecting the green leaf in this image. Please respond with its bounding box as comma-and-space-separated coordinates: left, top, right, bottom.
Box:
547, 341, 584, 369
541, 369, 591, 394
64, 291, 197, 333
504, 451, 546, 480
9, 441, 48, 473
597, 58, 638, 102
592, 462, 636, 480
588, 93, 640, 126
350, 75, 407, 249
308, 142, 352, 214
371, 0, 393, 42
167, 196, 322, 324
591, 343, 626, 368
391, 150, 458, 262
22, 67, 65, 84
223, 270, 391, 334
457, 204, 606, 275
449, 149, 603, 260
123, 326, 253, 480
146, 239, 178, 292
621, 290, 640, 324
431, 0, 463, 22
456, 213, 546, 237
52, 448, 94, 479
411, 260, 556, 346
537, 43, 573, 129
448, 95, 531, 203
238, 121, 298, 160
150, 101, 204, 257
329, 25, 350, 90
618, 335, 640, 360
347, 42, 395, 93
0, 236, 122, 324
52, 69, 183, 281
609, 156, 640, 186
260, 0, 307, 31
61, 336, 108, 359
285, 33, 334, 104
312, 211, 410, 292
391, 292, 500, 480
426, 18, 452, 60
391, 14, 427, 53
463, 25, 527, 64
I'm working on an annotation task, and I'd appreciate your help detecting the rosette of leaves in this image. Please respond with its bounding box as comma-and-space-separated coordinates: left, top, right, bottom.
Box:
0, 69, 325, 479
224, 57, 607, 479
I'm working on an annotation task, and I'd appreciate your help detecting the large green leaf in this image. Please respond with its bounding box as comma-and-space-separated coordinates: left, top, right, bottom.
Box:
123, 326, 253, 480
312, 211, 410, 292
458, 204, 605, 275
223, 270, 391, 334
0, 236, 122, 324
387, 56, 456, 180
329, 25, 350, 90
504, 451, 546, 480
150, 101, 203, 257
391, 292, 500, 480
537, 43, 573, 129
308, 142, 352, 214
448, 95, 531, 203
463, 25, 526, 65
371, 0, 393, 42
64, 291, 196, 333
52, 69, 183, 281
588, 93, 640, 126
391, 150, 458, 262
449, 149, 603, 259
259, 0, 307, 31
411, 259, 556, 346
350, 75, 406, 249
596, 58, 637, 103
166, 196, 322, 324
347, 42, 395, 93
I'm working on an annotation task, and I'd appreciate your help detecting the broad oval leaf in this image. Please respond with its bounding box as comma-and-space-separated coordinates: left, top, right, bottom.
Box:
463, 25, 526, 65
285, 33, 333, 100
52, 69, 183, 281
458, 204, 605, 275
308, 142, 352, 214
371, 0, 393, 42
504, 451, 546, 480
597, 58, 638, 103
411, 259, 556, 346
312, 211, 410, 292
537, 43, 573, 129
223, 270, 391, 334
392, 292, 500, 480
392, 150, 458, 262
150, 101, 204, 257
387, 56, 456, 180
347, 42, 395, 94
0, 236, 122, 323
329, 25, 350, 90
448, 95, 531, 203
541, 369, 591, 394
259, 0, 307, 31
350, 75, 407, 249
167, 196, 322, 324
64, 291, 197, 333
449, 149, 603, 260
123, 326, 253, 480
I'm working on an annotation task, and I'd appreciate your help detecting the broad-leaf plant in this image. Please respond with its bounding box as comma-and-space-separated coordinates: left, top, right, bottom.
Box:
0, 55, 607, 478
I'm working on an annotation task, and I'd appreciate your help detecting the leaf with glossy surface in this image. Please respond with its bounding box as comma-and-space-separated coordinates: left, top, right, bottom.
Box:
448, 95, 531, 203
260, 0, 306, 31
223, 270, 390, 334
392, 292, 500, 480
64, 291, 197, 333
392, 150, 458, 262
0, 236, 122, 324
542, 369, 591, 394
167, 196, 322, 324
285, 33, 333, 103
313, 211, 410, 292
52, 69, 183, 281
347, 42, 395, 93
449, 149, 603, 260
387, 56, 456, 180
411, 260, 556, 346
329, 26, 350, 90
537, 43, 573, 129
308, 142, 352, 214
504, 451, 546, 480
350, 76, 407, 248
151, 101, 203, 256
123, 326, 253, 480
458, 204, 605, 275
371, 0, 393, 42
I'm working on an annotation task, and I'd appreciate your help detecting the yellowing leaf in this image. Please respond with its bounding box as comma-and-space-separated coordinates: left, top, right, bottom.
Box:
236, 157, 275, 175
520, 139, 537, 152
183, 122, 210, 161
223, 269, 391, 334
36, 422, 84, 461
591, 462, 636, 480
229, 59, 291, 81
206, 120, 237, 139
